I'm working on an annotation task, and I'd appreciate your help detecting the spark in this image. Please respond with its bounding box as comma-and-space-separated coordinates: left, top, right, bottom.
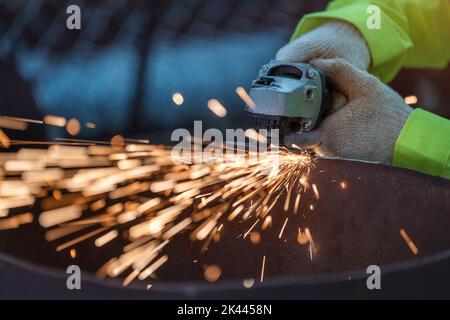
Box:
44, 115, 67, 127
244, 219, 260, 239
45, 224, 89, 242
172, 92, 184, 106
2, 116, 43, 124
0, 212, 33, 230
0, 182, 32, 198
340, 181, 348, 189
39, 205, 83, 228
5, 160, 45, 171
399, 228, 419, 255
294, 194, 301, 214
52, 190, 62, 200
86, 122, 96, 129
123, 270, 140, 286
195, 216, 219, 241
312, 183, 320, 199
207, 99, 227, 117
56, 226, 110, 252
162, 217, 192, 240
125, 138, 150, 144
297, 228, 308, 245
195, 192, 213, 199
261, 215, 272, 230
137, 198, 161, 214
204, 264, 222, 282
278, 217, 288, 239
304, 227, 317, 254
243, 278, 255, 288
0, 196, 34, 211
226, 205, 244, 221
110, 135, 125, 149
95, 230, 119, 247
66, 118, 81, 136
150, 180, 175, 193
70, 249, 77, 259
138, 255, 168, 281
260, 255, 266, 283
235, 86, 256, 109
404, 95, 418, 105
283, 180, 294, 212
299, 175, 309, 189
250, 231, 261, 245
0, 134, 314, 285
0, 129, 10, 148
0, 118, 28, 130
90, 199, 106, 211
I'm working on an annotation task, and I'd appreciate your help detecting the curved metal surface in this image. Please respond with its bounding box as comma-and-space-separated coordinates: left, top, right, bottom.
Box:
0, 158, 449, 298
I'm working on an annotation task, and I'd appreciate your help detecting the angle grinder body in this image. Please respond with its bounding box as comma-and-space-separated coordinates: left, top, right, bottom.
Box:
246, 60, 329, 143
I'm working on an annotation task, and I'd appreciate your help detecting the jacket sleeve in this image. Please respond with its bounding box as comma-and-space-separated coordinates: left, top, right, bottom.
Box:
290, 0, 450, 82
290, 0, 450, 179
393, 109, 450, 179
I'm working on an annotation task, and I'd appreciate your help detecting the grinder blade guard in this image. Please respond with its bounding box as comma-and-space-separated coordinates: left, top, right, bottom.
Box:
246, 60, 328, 142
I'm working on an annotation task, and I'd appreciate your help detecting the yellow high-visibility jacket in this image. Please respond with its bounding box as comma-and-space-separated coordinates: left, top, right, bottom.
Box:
291, 0, 450, 179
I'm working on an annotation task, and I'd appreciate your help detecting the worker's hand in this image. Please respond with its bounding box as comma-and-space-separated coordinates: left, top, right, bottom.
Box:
275, 20, 371, 71
284, 59, 412, 164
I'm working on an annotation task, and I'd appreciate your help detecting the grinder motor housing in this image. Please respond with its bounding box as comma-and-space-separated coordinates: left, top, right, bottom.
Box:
247, 60, 329, 140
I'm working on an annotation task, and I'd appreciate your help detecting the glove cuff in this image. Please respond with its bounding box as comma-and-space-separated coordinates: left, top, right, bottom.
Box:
380, 103, 412, 164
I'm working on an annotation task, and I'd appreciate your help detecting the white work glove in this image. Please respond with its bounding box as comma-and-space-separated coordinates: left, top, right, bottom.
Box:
276, 20, 372, 114
276, 20, 371, 71
284, 59, 412, 164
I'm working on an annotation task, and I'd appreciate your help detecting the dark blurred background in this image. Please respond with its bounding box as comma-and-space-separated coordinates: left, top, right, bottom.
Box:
1, 0, 449, 144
